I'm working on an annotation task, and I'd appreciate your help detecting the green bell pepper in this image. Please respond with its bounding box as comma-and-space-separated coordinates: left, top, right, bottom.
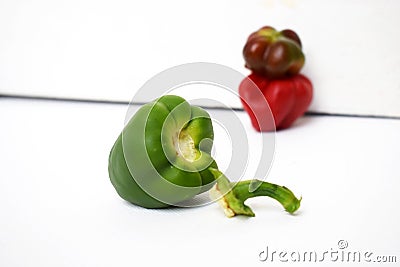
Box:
108, 95, 301, 217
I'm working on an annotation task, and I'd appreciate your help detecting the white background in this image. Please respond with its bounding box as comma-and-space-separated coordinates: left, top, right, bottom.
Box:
1, 0, 400, 117
1, 1, 400, 266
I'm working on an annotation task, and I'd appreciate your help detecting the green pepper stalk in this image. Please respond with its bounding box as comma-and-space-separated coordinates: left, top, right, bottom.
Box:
108, 95, 301, 217
208, 168, 301, 217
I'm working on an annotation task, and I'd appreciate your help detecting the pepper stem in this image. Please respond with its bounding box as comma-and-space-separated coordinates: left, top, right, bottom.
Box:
208, 168, 301, 217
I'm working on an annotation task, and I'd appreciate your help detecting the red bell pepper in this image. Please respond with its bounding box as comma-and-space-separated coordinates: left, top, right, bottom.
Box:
239, 73, 313, 131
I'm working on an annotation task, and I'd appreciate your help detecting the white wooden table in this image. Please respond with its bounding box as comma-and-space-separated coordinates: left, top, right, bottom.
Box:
1, 98, 399, 266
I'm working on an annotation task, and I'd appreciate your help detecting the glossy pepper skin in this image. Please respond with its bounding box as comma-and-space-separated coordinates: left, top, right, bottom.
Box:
239, 73, 313, 131
243, 26, 305, 78
108, 95, 218, 208
108, 95, 301, 217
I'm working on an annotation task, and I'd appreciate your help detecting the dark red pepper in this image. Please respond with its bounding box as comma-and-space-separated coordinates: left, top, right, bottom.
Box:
243, 26, 305, 78
239, 73, 313, 131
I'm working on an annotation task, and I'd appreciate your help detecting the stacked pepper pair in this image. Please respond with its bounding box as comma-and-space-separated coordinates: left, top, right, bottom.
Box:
239, 26, 313, 131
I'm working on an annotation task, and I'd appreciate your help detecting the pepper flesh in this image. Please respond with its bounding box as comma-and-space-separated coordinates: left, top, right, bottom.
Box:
243, 26, 305, 78
108, 95, 301, 217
